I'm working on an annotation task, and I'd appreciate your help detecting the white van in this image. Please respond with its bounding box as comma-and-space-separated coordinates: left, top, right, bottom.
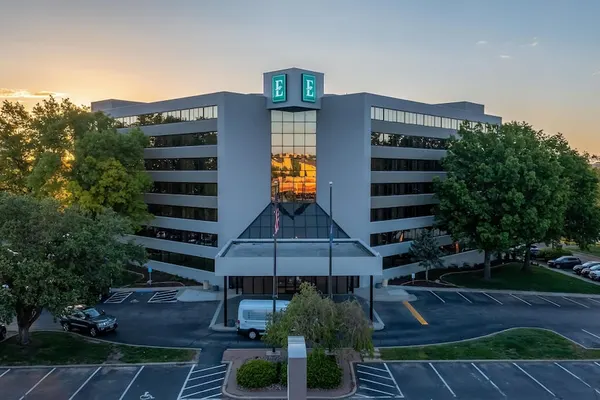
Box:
236, 299, 290, 340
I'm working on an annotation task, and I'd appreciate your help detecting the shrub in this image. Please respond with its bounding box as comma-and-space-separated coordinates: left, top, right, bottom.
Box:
306, 348, 342, 389
279, 362, 287, 386
538, 248, 573, 261
236, 359, 278, 389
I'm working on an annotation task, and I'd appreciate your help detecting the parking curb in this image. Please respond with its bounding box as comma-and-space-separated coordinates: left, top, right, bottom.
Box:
373, 326, 600, 351
0, 361, 198, 369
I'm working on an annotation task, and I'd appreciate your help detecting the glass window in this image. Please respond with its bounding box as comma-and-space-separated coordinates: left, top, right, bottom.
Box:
416, 114, 424, 125
144, 157, 217, 171
397, 111, 405, 123
305, 134, 316, 146
370, 107, 375, 120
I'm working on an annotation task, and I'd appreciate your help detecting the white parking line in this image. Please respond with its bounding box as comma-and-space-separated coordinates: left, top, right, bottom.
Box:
104, 292, 133, 304
471, 363, 506, 397
200, 394, 221, 400
509, 294, 531, 306
482, 292, 503, 305
0, 369, 10, 378
587, 297, 600, 305
118, 365, 144, 400
176, 365, 195, 400
183, 377, 225, 391
594, 362, 600, 368
562, 296, 590, 308
360, 386, 397, 396
554, 362, 600, 394
457, 292, 473, 303
537, 295, 561, 307
358, 377, 396, 388
383, 363, 404, 398
429, 291, 446, 303
428, 363, 456, 397
192, 364, 226, 374
358, 369, 394, 380
512, 363, 555, 397
148, 290, 179, 303
180, 385, 222, 399
19, 368, 55, 400
358, 364, 387, 372
68, 366, 102, 400
188, 370, 226, 381
582, 329, 600, 341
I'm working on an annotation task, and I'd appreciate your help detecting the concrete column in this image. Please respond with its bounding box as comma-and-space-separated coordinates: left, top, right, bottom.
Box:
287, 336, 307, 400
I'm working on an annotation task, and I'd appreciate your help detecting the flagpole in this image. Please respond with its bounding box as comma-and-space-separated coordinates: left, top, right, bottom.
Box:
272, 181, 279, 353
328, 181, 333, 299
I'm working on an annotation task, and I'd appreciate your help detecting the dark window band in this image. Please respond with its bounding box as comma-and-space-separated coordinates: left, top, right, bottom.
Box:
137, 226, 218, 247
148, 204, 217, 222
371, 132, 447, 149
371, 158, 443, 172
147, 249, 215, 272
150, 182, 217, 196
148, 132, 217, 148
371, 204, 435, 222
370, 227, 446, 247
144, 157, 217, 171
371, 183, 434, 196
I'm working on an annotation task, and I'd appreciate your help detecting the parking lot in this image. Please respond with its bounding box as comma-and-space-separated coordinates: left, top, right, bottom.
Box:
103, 290, 182, 305
0, 363, 227, 400
354, 361, 600, 399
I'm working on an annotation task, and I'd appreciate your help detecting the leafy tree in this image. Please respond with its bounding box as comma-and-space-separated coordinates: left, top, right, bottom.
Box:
434, 123, 524, 280
0, 96, 151, 227
546, 134, 600, 248
0, 193, 145, 345
409, 229, 444, 281
263, 283, 373, 354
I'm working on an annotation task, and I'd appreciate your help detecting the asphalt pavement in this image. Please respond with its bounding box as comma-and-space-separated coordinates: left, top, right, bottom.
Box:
0, 363, 227, 400
353, 361, 600, 399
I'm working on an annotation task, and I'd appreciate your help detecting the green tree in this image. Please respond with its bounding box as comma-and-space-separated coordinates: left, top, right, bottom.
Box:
263, 283, 373, 354
409, 229, 444, 281
434, 123, 521, 280
0, 96, 151, 226
0, 193, 145, 345
546, 134, 600, 248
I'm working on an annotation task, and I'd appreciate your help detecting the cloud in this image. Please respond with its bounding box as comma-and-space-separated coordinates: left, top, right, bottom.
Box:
522, 37, 539, 47
593, 71, 600, 76
476, 40, 488, 45
499, 55, 512, 59
0, 88, 67, 99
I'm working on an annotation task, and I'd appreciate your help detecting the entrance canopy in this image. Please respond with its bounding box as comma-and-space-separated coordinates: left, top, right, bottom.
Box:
215, 238, 382, 277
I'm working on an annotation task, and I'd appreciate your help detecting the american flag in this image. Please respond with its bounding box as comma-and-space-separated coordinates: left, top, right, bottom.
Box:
274, 193, 280, 236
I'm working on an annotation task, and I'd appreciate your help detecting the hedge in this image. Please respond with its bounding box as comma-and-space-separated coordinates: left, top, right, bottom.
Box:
537, 248, 573, 261
236, 359, 278, 389
306, 348, 342, 389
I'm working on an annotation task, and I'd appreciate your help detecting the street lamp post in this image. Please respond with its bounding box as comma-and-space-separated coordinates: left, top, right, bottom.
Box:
272, 181, 280, 353
328, 181, 333, 299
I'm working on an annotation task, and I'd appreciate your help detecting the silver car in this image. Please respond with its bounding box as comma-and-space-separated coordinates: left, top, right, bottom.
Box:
573, 261, 600, 275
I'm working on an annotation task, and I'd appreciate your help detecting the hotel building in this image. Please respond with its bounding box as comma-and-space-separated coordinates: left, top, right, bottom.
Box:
92, 67, 501, 295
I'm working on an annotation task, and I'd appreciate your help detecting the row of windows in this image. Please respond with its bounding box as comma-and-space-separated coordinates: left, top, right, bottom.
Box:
371, 106, 491, 131
114, 105, 218, 128
371, 158, 443, 172
147, 248, 215, 272
371, 204, 435, 221
147, 204, 218, 222
148, 132, 217, 148
370, 227, 447, 247
271, 133, 317, 146
144, 157, 217, 171
150, 182, 218, 196
382, 243, 475, 269
137, 226, 218, 247
371, 132, 447, 149
371, 182, 434, 196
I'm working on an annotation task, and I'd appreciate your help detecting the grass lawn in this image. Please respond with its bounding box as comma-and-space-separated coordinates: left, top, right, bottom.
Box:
442, 262, 600, 294
0, 331, 197, 366
380, 328, 600, 360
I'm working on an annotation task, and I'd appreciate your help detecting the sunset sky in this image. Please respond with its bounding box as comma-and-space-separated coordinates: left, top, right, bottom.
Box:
1, 0, 598, 154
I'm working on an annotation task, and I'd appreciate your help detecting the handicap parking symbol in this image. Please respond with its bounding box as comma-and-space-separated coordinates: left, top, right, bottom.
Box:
140, 392, 155, 400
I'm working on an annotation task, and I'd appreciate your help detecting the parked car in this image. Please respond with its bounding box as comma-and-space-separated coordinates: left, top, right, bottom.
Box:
581, 264, 600, 278
530, 245, 540, 257
573, 261, 600, 275
589, 269, 600, 281
548, 256, 582, 269
0, 324, 6, 341
236, 299, 289, 340
59, 305, 118, 337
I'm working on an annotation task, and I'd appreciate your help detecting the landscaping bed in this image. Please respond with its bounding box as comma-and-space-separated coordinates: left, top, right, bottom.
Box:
441, 262, 600, 294
0, 331, 198, 366
223, 348, 359, 398
380, 328, 600, 360
399, 280, 455, 288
